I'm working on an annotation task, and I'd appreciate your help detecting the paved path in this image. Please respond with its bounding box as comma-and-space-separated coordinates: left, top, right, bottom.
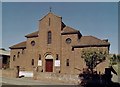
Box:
112, 64, 120, 83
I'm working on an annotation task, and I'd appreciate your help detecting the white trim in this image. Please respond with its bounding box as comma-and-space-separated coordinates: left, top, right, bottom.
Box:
45, 55, 53, 59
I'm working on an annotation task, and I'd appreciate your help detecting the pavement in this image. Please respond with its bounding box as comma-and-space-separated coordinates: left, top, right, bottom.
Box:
0, 77, 74, 87
112, 64, 120, 83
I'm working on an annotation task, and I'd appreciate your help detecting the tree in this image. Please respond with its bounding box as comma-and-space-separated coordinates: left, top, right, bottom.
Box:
110, 54, 120, 65
81, 49, 107, 72
110, 54, 117, 65
117, 54, 120, 62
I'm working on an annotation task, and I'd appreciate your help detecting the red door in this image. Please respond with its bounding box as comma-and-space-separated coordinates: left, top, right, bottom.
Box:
45, 59, 53, 72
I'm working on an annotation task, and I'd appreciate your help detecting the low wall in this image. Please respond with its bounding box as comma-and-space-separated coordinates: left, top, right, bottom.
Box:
19, 71, 33, 77
34, 72, 80, 84
1, 69, 16, 78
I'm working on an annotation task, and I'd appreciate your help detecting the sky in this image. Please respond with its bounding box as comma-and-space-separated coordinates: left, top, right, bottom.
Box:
1, 0, 120, 2
1, 2, 118, 54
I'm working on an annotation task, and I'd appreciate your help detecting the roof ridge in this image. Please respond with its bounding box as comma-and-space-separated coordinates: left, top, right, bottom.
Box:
39, 12, 62, 21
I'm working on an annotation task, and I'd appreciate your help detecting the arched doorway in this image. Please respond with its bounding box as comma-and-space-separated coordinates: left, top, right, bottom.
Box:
45, 55, 53, 72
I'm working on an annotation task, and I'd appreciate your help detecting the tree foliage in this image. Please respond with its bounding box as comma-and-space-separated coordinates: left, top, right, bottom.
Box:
110, 54, 120, 65
81, 49, 107, 70
117, 54, 120, 62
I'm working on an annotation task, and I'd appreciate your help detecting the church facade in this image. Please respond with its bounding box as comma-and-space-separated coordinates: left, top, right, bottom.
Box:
9, 12, 110, 75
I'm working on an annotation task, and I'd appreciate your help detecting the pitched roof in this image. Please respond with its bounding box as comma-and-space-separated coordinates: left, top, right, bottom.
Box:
80, 36, 110, 45
9, 41, 26, 49
39, 12, 61, 21
61, 26, 81, 35
72, 36, 110, 48
25, 31, 38, 38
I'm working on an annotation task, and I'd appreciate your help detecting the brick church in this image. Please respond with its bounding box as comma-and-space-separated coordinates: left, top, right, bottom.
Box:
9, 12, 110, 75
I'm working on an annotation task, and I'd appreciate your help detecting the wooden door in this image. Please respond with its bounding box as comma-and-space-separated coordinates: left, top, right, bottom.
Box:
45, 59, 53, 72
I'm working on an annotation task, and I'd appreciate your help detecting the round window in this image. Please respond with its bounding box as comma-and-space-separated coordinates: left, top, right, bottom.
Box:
66, 38, 72, 44
31, 41, 35, 46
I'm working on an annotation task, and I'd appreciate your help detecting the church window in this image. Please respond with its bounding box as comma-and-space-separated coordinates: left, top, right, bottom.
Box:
31, 59, 34, 65
17, 52, 20, 58
31, 41, 35, 46
13, 55, 16, 61
66, 59, 69, 66
66, 38, 72, 44
22, 49, 24, 54
39, 54, 41, 60
47, 31, 52, 44
56, 54, 59, 60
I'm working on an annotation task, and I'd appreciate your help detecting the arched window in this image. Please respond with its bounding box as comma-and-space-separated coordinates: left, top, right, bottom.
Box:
22, 49, 25, 54
56, 54, 59, 60
66, 59, 69, 66
13, 55, 16, 61
47, 31, 52, 44
39, 54, 41, 60
17, 52, 20, 58
31, 59, 34, 66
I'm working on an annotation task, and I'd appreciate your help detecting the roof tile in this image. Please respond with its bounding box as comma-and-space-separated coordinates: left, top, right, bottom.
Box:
78, 36, 110, 46
25, 31, 38, 38
9, 41, 26, 49
61, 26, 79, 34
